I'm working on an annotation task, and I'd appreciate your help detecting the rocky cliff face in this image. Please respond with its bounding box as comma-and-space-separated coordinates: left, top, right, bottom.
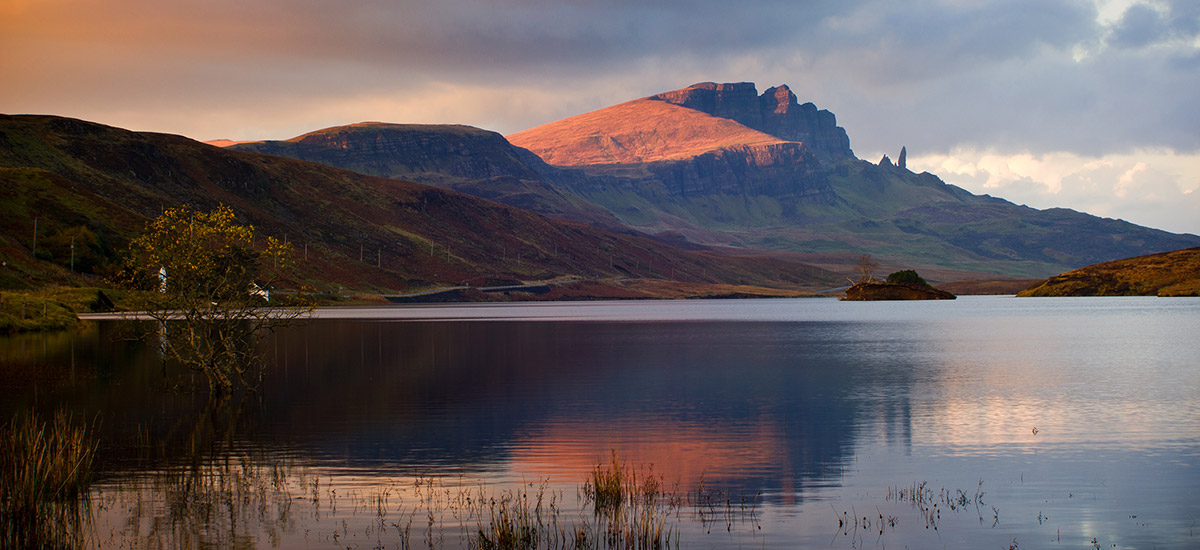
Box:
649, 82, 853, 159
643, 142, 834, 201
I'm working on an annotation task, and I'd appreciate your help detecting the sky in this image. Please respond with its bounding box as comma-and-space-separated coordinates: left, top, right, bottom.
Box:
3, 0, 1198, 235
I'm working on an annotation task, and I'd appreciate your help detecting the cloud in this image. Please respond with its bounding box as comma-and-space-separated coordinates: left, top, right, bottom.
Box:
909, 148, 1200, 235
1108, 3, 1168, 49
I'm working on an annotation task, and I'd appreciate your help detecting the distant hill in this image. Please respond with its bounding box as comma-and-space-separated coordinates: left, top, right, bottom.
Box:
508, 82, 1200, 278
0, 114, 841, 293
227, 123, 621, 227
1017, 247, 1200, 297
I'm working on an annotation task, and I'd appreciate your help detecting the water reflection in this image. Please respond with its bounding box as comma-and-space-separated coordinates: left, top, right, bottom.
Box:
247, 320, 925, 500
1, 297, 1197, 548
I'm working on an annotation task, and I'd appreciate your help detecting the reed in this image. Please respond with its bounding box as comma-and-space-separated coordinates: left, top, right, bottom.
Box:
475, 490, 541, 549
584, 451, 626, 514
0, 410, 98, 548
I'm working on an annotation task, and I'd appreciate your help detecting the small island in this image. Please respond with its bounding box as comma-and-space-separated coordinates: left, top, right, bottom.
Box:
842, 269, 957, 301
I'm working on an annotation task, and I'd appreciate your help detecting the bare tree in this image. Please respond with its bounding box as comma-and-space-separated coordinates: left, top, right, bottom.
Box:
854, 254, 879, 284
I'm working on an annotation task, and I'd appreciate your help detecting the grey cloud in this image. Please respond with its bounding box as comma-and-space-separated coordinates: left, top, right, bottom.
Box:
1164, 0, 1200, 36
1109, 3, 1167, 49
4, 0, 1197, 158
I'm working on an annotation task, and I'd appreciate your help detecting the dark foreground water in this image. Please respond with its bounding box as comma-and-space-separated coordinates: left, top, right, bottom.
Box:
2, 296, 1198, 548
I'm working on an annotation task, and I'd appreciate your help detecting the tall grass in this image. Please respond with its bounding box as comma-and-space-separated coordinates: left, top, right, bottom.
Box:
0, 410, 98, 548
579, 451, 676, 550
58, 446, 753, 548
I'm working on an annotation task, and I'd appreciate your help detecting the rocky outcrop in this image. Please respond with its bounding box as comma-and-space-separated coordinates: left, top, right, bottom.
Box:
898, 146, 907, 170
643, 142, 834, 200
842, 281, 957, 300
649, 82, 854, 159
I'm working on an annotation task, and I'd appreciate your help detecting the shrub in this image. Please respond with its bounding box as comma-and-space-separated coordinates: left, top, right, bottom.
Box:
886, 270, 929, 287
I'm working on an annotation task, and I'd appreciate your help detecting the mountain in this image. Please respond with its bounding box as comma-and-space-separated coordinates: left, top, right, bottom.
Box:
507, 82, 1200, 278
508, 82, 851, 164
0, 114, 840, 294
1017, 247, 1200, 297
226, 123, 621, 227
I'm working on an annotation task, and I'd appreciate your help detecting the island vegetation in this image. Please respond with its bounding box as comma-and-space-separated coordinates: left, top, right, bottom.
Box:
842, 261, 956, 301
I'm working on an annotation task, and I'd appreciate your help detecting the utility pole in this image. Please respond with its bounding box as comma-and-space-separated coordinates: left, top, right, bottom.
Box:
70, 236, 75, 272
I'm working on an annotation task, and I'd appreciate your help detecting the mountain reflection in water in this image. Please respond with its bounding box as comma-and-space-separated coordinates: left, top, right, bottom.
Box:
251, 320, 914, 500
1, 296, 1196, 549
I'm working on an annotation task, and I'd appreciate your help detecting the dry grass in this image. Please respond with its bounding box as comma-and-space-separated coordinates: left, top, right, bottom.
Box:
1019, 247, 1200, 297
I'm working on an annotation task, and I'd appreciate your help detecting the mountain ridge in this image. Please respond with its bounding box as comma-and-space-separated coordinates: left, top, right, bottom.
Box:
0, 114, 841, 294
505, 82, 1200, 277
647, 82, 853, 159
227, 123, 622, 227
202, 82, 1200, 279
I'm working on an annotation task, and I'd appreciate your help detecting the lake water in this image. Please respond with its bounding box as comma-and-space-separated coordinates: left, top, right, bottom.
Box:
2, 296, 1198, 548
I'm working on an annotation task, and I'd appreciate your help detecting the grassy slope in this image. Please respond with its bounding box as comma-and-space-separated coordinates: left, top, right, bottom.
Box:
0, 114, 842, 297
1017, 247, 1200, 297
508, 99, 785, 165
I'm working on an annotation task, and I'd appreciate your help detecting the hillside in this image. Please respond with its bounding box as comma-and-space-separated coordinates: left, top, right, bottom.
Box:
1017, 247, 1200, 297
226, 123, 621, 227
506, 98, 786, 165
0, 114, 842, 294
507, 82, 1200, 278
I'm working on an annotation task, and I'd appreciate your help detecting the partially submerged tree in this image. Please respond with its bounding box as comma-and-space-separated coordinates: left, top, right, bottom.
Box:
122, 205, 312, 392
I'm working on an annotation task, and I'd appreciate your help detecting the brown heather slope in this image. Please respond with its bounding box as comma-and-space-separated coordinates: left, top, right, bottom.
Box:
0, 114, 841, 295
507, 98, 786, 166
1017, 247, 1200, 297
